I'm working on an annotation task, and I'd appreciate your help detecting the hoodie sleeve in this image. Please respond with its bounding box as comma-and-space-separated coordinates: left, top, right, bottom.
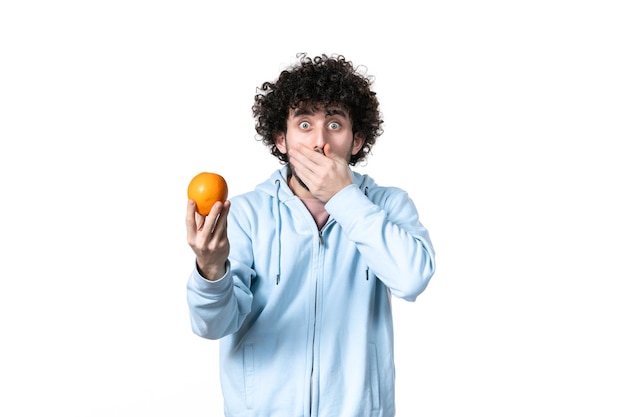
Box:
186, 200, 256, 340
186, 261, 254, 340
325, 183, 436, 301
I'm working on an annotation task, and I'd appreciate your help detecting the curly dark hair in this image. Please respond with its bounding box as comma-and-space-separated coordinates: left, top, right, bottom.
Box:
252, 53, 384, 165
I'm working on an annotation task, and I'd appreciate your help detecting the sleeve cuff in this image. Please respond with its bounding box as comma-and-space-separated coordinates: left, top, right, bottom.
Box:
189, 260, 232, 296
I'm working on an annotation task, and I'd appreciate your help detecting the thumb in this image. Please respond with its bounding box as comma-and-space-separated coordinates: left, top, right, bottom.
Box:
323, 143, 340, 161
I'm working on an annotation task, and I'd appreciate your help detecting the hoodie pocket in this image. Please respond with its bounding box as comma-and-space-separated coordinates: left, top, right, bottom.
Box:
243, 344, 255, 409
368, 343, 381, 411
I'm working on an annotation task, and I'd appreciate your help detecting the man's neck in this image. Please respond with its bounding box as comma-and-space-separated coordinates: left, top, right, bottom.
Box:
287, 174, 317, 200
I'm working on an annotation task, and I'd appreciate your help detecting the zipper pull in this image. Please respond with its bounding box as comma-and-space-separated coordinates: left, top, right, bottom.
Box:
318, 230, 324, 246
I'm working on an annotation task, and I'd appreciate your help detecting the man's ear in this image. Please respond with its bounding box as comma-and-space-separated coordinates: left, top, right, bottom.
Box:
275, 132, 287, 154
351, 132, 365, 155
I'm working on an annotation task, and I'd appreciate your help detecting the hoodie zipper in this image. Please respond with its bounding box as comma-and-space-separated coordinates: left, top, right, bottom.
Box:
309, 225, 327, 417
309, 280, 318, 416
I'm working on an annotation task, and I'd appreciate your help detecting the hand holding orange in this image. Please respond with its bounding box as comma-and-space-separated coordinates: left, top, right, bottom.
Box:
187, 172, 229, 216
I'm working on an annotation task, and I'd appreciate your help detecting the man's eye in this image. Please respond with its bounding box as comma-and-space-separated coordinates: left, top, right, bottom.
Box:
329, 122, 340, 130
299, 121, 311, 129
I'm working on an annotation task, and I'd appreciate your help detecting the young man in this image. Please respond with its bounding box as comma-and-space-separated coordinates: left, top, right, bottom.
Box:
186, 54, 436, 417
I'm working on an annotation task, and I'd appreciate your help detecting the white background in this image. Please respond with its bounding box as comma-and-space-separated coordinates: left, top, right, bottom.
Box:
1, 1, 624, 415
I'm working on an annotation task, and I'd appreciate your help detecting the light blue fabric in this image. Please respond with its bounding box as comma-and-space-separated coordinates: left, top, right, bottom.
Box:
187, 166, 436, 417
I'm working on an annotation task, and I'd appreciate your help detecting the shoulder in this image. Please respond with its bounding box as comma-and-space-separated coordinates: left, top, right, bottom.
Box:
354, 172, 411, 208
230, 189, 273, 217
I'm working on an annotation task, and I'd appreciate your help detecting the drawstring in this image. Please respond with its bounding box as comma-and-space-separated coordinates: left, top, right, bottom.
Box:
274, 179, 282, 285
364, 185, 370, 281
272, 181, 370, 284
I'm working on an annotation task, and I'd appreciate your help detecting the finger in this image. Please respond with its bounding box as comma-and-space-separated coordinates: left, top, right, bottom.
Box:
211, 200, 231, 237
187, 199, 208, 231
200, 200, 222, 234
289, 156, 315, 187
186, 200, 199, 238
195, 211, 206, 230
322, 143, 346, 164
299, 145, 327, 165
290, 147, 319, 175
323, 143, 335, 160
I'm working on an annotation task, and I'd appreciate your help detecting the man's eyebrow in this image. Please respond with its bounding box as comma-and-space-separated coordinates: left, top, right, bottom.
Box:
291, 107, 348, 118
325, 108, 348, 118
292, 108, 315, 117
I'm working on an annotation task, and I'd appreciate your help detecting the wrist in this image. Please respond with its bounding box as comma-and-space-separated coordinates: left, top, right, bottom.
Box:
196, 260, 227, 281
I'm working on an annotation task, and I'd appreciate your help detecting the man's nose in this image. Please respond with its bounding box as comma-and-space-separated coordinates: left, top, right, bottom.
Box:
311, 128, 328, 151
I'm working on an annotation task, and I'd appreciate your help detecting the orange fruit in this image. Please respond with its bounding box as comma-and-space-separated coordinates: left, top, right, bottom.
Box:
187, 172, 228, 216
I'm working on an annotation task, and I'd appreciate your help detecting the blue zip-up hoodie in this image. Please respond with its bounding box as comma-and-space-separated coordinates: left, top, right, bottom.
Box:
187, 167, 435, 417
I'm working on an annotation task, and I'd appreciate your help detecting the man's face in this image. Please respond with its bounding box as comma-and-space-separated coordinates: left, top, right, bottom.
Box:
276, 104, 363, 168
275, 105, 363, 191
